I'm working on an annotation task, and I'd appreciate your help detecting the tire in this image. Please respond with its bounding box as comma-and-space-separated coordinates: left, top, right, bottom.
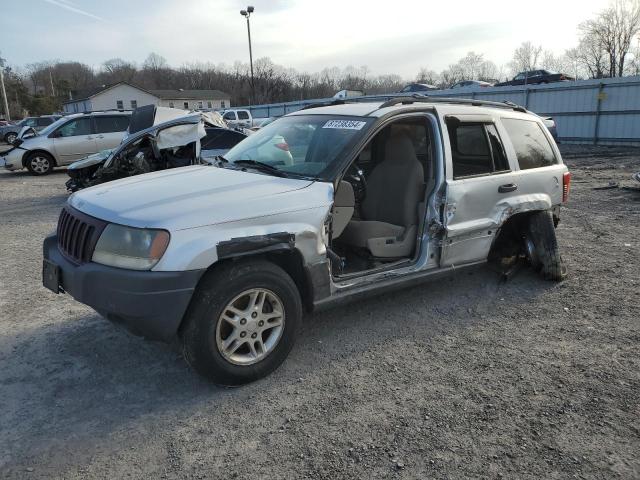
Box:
4, 132, 17, 144
182, 260, 302, 385
25, 151, 54, 175
523, 211, 567, 281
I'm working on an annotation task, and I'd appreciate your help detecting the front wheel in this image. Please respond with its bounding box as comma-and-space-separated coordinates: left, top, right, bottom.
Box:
4, 132, 17, 144
523, 211, 567, 281
25, 152, 54, 175
181, 260, 302, 385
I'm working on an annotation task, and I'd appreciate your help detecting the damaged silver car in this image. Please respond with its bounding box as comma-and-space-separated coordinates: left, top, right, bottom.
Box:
43, 96, 571, 385
65, 106, 247, 191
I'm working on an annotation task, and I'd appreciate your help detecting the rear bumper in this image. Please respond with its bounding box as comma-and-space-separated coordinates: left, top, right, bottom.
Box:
43, 234, 205, 342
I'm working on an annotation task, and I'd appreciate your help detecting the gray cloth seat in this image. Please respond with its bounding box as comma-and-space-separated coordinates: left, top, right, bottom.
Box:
340, 134, 424, 257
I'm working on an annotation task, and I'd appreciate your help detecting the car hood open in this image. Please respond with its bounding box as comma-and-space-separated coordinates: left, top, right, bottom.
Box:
69, 166, 325, 230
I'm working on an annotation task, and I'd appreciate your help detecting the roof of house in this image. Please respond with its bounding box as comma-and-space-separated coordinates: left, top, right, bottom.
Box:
150, 89, 230, 100
63, 82, 229, 104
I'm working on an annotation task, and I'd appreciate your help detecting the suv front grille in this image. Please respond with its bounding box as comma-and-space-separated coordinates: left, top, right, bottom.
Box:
56, 207, 107, 264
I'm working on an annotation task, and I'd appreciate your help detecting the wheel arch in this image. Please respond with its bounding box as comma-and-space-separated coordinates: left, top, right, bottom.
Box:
22, 149, 57, 167
176, 246, 321, 338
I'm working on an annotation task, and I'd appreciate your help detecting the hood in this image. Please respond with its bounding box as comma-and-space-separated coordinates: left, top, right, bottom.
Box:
69, 166, 327, 230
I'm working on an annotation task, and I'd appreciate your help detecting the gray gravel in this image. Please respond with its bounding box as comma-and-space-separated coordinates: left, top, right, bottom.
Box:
0, 146, 639, 479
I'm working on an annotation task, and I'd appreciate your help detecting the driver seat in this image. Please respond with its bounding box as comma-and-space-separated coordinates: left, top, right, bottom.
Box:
340, 134, 424, 258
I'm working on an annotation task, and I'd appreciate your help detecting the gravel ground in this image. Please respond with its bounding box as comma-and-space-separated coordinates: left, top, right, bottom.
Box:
0, 146, 639, 479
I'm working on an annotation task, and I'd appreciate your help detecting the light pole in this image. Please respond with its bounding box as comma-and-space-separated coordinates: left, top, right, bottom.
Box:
240, 6, 255, 105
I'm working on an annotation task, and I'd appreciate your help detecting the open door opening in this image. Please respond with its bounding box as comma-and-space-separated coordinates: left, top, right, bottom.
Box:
330, 116, 435, 277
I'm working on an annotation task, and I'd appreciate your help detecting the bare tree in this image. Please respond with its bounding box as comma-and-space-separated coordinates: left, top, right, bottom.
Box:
416, 67, 439, 85
509, 42, 543, 76
580, 0, 640, 77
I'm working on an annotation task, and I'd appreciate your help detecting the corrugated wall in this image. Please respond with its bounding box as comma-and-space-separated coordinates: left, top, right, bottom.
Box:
239, 76, 640, 146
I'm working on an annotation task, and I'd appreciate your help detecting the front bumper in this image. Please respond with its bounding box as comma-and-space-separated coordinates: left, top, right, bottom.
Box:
43, 234, 205, 342
1, 147, 24, 170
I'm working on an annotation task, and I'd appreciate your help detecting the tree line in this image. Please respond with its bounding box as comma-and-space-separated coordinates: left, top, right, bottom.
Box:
1, 0, 639, 118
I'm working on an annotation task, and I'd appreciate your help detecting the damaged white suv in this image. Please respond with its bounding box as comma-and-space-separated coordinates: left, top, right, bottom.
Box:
43, 97, 571, 385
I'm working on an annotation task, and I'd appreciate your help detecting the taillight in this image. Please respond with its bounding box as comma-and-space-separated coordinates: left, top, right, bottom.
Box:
275, 142, 290, 151
562, 172, 571, 202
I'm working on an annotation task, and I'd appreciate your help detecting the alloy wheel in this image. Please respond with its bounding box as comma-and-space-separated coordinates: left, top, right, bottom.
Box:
215, 288, 285, 365
30, 156, 51, 174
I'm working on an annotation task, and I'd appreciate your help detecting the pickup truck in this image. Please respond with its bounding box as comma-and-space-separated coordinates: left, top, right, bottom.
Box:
495, 70, 574, 86
43, 96, 570, 385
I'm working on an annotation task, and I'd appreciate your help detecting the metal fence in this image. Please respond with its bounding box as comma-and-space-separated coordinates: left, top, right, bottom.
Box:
239, 76, 640, 146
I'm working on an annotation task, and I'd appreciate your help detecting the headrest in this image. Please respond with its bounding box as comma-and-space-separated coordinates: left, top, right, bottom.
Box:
384, 134, 417, 163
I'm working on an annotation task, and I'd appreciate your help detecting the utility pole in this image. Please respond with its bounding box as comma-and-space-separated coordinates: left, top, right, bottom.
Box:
0, 56, 10, 121
240, 6, 255, 105
49, 68, 56, 97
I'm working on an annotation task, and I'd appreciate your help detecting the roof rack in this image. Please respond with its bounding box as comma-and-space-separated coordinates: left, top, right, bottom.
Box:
300, 99, 346, 110
378, 94, 527, 113
77, 109, 133, 115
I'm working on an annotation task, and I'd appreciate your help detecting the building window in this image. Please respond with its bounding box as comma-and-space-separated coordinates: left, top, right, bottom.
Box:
221, 100, 226, 108
130, 100, 137, 110
183, 102, 189, 109
198, 101, 204, 109
207, 101, 212, 108
169, 101, 174, 108
116, 100, 123, 110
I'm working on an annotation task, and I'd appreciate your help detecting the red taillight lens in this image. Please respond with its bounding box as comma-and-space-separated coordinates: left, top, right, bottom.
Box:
275, 142, 289, 151
562, 172, 571, 202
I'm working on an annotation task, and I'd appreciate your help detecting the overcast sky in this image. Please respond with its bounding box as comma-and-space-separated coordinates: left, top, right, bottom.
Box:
1, 0, 609, 77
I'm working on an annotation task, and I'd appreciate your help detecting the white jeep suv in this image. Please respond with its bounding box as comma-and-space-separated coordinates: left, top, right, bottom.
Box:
43, 96, 570, 385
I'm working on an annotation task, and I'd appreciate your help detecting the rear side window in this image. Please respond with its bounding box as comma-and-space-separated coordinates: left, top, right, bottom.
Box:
94, 116, 130, 133
502, 118, 556, 169
237, 111, 250, 120
447, 121, 510, 179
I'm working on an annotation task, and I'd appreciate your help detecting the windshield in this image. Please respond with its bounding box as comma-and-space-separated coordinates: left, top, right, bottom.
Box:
224, 114, 372, 179
38, 116, 72, 136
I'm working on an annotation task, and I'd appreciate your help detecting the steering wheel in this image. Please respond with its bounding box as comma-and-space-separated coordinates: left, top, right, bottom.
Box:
346, 164, 367, 202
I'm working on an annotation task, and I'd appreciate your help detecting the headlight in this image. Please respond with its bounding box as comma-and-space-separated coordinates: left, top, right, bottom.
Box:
92, 224, 170, 270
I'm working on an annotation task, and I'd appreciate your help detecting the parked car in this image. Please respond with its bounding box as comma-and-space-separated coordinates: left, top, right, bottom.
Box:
221, 109, 254, 128
449, 80, 493, 89
495, 70, 574, 87
399, 83, 438, 93
0, 118, 12, 127
43, 96, 570, 385
65, 108, 247, 191
0, 111, 130, 175
333, 89, 365, 99
0, 115, 61, 144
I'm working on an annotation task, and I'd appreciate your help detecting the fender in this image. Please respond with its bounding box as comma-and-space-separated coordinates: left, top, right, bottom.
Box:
216, 232, 295, 260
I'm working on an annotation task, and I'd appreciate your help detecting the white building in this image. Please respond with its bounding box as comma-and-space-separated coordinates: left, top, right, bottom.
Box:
62, 82, 231, 113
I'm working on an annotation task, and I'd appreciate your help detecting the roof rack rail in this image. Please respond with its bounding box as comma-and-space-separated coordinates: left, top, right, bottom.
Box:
300, 99, 346, 110
76, 108, 133, 115
378, 94, 527, 113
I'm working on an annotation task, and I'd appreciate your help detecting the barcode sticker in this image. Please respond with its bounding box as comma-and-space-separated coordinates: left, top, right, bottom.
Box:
322, 120, 367, 130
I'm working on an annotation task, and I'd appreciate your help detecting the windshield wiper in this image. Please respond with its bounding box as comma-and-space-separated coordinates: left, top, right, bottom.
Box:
232, 159, 287, 177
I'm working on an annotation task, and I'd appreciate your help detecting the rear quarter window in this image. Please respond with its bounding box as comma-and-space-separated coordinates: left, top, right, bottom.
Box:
501, 118, 557, 170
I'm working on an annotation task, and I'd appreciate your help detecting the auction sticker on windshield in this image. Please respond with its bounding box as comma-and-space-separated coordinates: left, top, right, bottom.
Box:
322, 120, 367, 130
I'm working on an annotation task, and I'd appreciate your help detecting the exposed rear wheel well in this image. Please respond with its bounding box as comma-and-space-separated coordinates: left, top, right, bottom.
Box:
488, 211, 537, 260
